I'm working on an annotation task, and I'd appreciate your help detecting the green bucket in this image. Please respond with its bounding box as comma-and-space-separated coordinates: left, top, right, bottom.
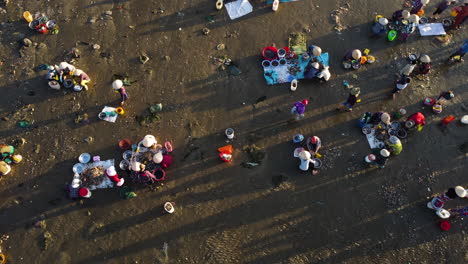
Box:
387, 30, 397, 42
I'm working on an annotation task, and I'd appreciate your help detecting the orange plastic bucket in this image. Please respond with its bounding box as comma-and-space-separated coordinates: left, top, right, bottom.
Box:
116, 107, 125, 115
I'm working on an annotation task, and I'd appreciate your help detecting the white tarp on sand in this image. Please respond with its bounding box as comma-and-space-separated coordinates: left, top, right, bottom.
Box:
418, 23, 446, 36
225, 0, 253, 20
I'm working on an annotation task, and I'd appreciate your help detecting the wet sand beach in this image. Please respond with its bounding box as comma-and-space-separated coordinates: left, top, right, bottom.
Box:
0, 0, 467, 263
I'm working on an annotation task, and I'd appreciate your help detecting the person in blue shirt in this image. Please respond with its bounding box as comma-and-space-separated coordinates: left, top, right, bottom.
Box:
371, 17, 389, 36
449, 39, 468, 62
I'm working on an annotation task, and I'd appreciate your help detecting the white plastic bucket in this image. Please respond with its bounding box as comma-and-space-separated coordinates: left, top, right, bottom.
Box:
272, 0, 279, 11
290, 79, 298, 91
225, 128, 234, 139
48, 81, 60, 90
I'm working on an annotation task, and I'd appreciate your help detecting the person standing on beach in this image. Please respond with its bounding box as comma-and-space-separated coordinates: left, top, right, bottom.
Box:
112, 79, 129, 106
453, 0, 468, 29
432, 0, 456, 18
338, 81, 361, 112
411, 0, 430, 15
392, 76, 411, 99
291, 99, 309, 120
448, 39, 468, 62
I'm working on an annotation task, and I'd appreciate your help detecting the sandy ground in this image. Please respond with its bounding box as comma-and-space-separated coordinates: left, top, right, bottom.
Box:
0, 0, 467, 263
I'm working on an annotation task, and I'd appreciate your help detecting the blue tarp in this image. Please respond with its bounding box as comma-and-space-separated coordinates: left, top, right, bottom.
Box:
263, 53, 329, 85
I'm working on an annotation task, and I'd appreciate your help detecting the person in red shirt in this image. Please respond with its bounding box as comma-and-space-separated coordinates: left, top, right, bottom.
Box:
406, 112, 426, 131
105, 166, 125, 186
453, 1, 468, 29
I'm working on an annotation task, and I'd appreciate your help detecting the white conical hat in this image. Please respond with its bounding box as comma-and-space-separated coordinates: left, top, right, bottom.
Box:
112, 79, 123, 89
380, 149, 390, 157
421, 0, 430, 5
378, 17, 389, 26
312, 46, 322, 57
352, 49, 362, 60
402, 10, 410, 19
298, 150, 311, 160
409, 14, 420, 23
131, 161, 141, 172
153, 152, 163, 164
461, 115, 468, 124
311, 62, 320, 69
74, 69, 84, 76
106, 166, 117, 176
381, 113, 391, 124
455, 186, 467, 198
142, 135, 157, 148
59, 62, 70, 70
420, 54, 431, 63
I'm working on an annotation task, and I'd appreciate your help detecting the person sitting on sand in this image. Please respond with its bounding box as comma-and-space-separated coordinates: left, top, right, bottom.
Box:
371, 17, 389, 37
386, 136, 403, 155
307, 136, 322, 156
417, 54, 431, 75
304, 62, 320, 79
58, 61, 76, 80
73, 69, 91, 91
392, 9, 411, 22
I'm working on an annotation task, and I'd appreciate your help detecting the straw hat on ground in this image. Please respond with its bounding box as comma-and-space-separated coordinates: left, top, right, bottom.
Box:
112, 79, 123, 90
312, 46, 322, 57
378, 17, 389, 26
402, 10, 410, 19
380, 149, 390, 157
409, 14, 420, 24
352, 49, 362, 60
142, 135, 157, 148
350, 87, 361, 96
455, 186, 467, 198
381, 113, 391, 125
0, 161, 11, 176
420, 54, 431, 63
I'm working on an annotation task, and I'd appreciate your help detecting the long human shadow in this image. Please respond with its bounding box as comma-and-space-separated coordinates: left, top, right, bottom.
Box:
82, 0, 129, 9
0, 144, 137, 234
138, 0, 272, 35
